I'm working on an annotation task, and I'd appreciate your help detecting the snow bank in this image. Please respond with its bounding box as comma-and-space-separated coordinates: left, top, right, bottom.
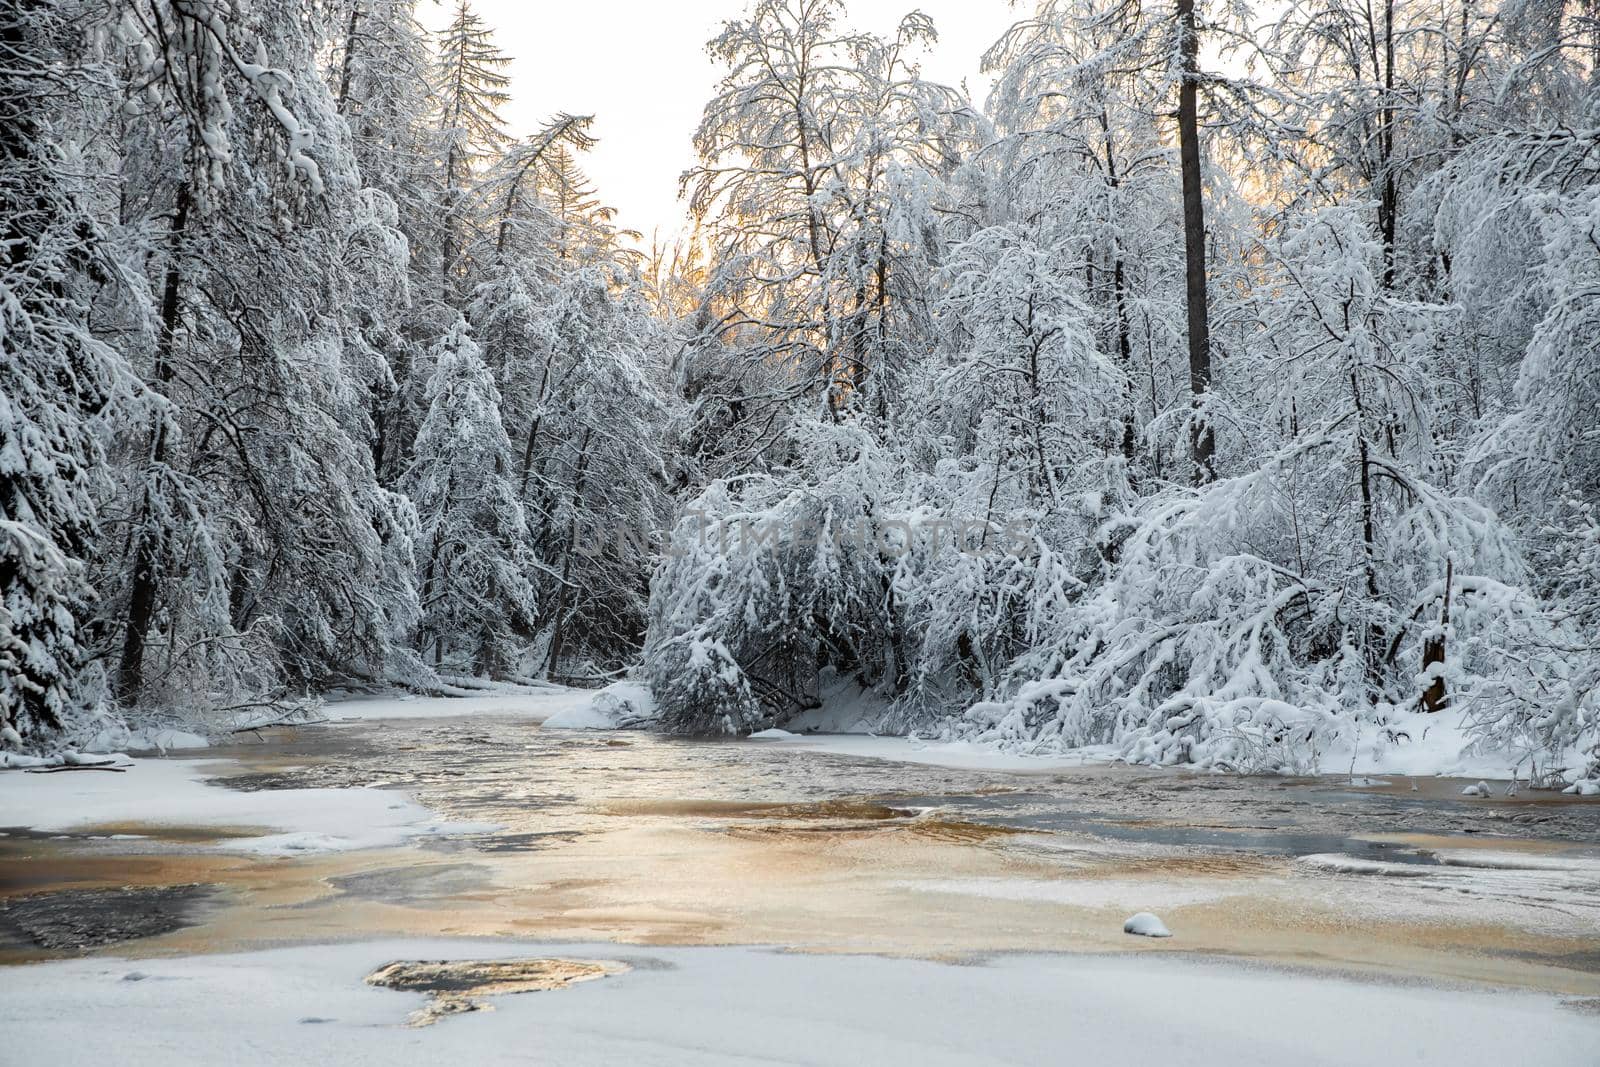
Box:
324, 687, 590, 722
780, 669, 896, 732
541, 680, 656, 730
614, 664, 1577, 783
949, 702, 1584, 782
85, 727, 210, 755
750, 732, 1117, 772
1298, 854, 1436, 878
0, 757, 491, 854
1324, 708, 1566, 782
2, 939, 1594, 1065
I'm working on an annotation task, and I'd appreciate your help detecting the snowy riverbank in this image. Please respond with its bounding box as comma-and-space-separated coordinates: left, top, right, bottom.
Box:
544, 678, 1591, 784
0, 753, 495, 855
4, 938, 1595, 1065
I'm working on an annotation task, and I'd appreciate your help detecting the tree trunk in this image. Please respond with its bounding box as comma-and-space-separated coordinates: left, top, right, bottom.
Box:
543, 428, 594, 679
335, 5, 361, 114
1378, 0, 1398, 288
517, 353, 557, 495
1113, 252, 1137, 470
1176, 0, 1215, 485
117, 180, 192, 705
1099, 107, 1138, 473
1350, 373, 1382, 604
441, 143, 460, 300
1420, 558, 1453, 712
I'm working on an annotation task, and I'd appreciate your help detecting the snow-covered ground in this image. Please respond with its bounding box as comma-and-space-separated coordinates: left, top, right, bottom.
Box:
749, 730, 1119, 772
743, 698, 1559, 780
322, 686, 593, 722
0, 756, 493, 855
1314, 706, 1574, 782
3, 938, 1593, 1065
540, 679, 656, 729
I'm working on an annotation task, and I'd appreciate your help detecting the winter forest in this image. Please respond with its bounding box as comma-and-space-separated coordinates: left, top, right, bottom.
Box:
4, 0, 1600, 788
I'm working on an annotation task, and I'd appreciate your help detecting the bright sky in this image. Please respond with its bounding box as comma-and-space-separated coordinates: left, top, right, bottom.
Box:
419, 0, 1021, 246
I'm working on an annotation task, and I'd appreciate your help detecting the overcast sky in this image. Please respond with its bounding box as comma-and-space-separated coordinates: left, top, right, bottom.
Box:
419, 1, 1020, 245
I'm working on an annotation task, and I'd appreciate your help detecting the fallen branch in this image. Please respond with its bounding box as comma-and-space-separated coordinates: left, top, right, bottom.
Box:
229, 712, 330, 734
23, 763, 130, 773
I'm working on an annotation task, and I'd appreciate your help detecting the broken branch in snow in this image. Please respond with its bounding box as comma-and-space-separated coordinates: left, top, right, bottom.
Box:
20, 763, 130, 774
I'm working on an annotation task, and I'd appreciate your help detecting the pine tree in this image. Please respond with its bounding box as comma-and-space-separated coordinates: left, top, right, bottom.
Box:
404, 320, 540, 676
0, 0, 126, 748
434, 1, 512, 303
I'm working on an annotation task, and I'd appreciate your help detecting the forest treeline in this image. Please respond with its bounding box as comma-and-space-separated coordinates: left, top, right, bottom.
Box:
2, 0, 1598, 781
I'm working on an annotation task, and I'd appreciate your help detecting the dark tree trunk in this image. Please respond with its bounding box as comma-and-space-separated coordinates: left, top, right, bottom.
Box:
117, 180, 192, 705
543, 427, 594, 679
1378, 0, 1398, 288
335, 5, 361, 113
1113, 253, 1137, 470
1176, 0, 1215, 485
1420, 558, 1453, 712
1098, 109, 1138, 472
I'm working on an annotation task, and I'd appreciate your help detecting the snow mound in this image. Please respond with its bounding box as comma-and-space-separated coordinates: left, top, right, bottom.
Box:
749, 728, 799, 740
327, 689, 581, 721
1562, 778, 1599, 796
542, 680, 657, 730
1297, 854, 1434, 878
1122, 912, 1171, 938
0, 751, 65, 769
1431, 851, 1598, 872
87, 727, 209, 754
779, 669, 895, 733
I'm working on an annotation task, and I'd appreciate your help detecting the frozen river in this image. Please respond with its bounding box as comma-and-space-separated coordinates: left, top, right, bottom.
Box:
2, 695, 1598, 1062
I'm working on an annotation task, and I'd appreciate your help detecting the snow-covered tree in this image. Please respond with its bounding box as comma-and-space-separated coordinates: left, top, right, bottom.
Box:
684, 0, 967, 437
433, 0, 511, 304
404, 320, 539, 676
0, 0, 130, 748
644, 421, 900, 732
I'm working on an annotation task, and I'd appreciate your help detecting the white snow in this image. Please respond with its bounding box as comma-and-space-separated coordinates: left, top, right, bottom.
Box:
1123, 912, 1172, 938
1326, 708, 1578, 783
2, 938, 1593, 1066
323, 687, 591, 722
541, 679, 657, 730
0, 756, 492, 854
779, 668, 896, 732
1297, 854, 1436, 878
758, 704, 1583, 782
703, 667, 1099, 769
87, 727, 211, 754
751, 732, 1118, 772
896, 877, 1247, 911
